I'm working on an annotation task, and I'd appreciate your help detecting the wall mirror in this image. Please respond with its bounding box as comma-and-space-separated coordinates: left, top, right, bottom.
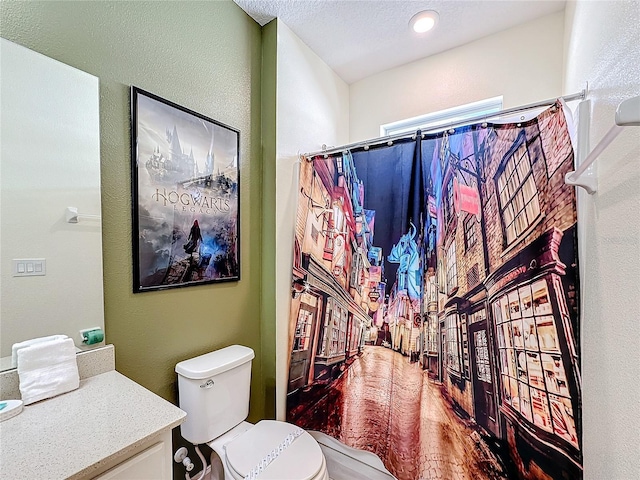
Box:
0, 39, 104, 372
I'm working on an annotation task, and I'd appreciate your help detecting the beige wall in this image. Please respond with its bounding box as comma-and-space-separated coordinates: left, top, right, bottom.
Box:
349, 12, 565, 142
563, 1, 640, 478
274, 20, 350, 419
0, 0, 266, 420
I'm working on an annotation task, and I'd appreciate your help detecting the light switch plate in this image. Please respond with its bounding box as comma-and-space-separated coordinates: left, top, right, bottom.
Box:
12, 258, 46, 277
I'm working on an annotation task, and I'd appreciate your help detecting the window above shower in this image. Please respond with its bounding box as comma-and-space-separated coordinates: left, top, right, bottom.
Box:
380, 96, 503, 136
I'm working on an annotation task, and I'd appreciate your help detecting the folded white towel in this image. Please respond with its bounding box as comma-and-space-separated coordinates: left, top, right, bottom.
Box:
11, 334, 69, 368
17, 337, 79, 405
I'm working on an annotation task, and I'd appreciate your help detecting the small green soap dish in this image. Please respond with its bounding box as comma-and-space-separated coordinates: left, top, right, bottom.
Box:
0, 400, 23, 422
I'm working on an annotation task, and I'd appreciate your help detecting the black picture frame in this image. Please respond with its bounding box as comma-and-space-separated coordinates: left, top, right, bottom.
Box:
130, 87, 240, 292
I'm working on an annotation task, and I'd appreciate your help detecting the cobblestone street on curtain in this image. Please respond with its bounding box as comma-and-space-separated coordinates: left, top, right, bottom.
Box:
289, 346, 509, 480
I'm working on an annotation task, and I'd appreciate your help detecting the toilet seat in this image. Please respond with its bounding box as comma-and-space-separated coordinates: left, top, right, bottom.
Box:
224, 420, 328, 480
225, 452, 328, 480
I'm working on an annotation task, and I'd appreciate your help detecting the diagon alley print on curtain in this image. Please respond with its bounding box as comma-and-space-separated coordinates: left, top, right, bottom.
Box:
287, 101, 581, 480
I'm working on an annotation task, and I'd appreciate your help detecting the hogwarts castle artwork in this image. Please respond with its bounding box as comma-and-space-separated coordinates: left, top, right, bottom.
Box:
131, 87, 240, 292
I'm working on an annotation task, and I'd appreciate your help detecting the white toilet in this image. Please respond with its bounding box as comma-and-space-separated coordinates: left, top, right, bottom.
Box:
175, 345, 329, 480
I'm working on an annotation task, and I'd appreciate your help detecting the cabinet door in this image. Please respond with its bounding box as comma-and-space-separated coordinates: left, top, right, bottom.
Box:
93, 442, 168, 480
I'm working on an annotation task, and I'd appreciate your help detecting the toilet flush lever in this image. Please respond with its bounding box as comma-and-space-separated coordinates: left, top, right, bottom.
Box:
200, 379, 214, 389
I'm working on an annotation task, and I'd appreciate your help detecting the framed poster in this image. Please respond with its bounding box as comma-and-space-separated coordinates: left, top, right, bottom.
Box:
130, 87, 240, 292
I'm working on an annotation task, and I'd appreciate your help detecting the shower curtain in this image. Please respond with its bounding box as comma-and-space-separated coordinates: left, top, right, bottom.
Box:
286, 101, 582, 480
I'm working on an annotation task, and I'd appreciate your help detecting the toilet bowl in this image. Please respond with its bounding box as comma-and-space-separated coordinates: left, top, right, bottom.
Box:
209, 421, 329, 480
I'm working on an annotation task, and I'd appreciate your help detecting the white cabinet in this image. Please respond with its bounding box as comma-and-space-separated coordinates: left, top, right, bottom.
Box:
92, 430, 172, 480
0, 371, 185, 480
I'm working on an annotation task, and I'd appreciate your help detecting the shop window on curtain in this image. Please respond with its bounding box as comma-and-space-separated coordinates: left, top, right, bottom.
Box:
443, 177, 455, 225
437, 258, 446, 295
350, 253, 362, 291
427, 314, 438, 353
323, 214, 334, 260
319, 300, 333, 356
474, 329, 492, 383
464, 215, 477, 250
349, 319, 360, 352
329, 305, 340, 355
461, 314, 470, 379
493, 278, 579, 449
293, 309, 313, 352
338, 308, 348, 353
446, 313, 461, 374
333, 204, 345, 234
380, 96, 503, 136
323, 298, 348, 357
330, 328, 339, 355
497, 137, 541, 245
446, 241, 458, 294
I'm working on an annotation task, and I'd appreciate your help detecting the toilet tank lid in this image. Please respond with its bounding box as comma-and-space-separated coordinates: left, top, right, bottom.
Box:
175, 345, 255, 380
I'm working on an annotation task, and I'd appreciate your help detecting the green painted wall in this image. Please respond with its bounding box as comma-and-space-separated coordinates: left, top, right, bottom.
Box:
260, 19, 278, 419
0, 0, 268, 420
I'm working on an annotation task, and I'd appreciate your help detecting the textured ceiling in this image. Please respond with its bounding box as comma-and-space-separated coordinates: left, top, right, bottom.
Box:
234, 0, 566, 84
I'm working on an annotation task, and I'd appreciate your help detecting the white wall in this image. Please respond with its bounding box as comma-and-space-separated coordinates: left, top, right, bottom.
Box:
563, 2, 640, 478
349, 12, 565, 142
0, 40, 104, 359
275, 20, 350, 419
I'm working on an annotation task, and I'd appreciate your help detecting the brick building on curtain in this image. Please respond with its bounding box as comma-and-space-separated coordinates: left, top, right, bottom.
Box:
432, 102, 582, 479
288, 153, 377, 397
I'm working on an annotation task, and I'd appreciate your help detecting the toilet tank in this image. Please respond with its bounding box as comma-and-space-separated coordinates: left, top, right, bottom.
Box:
175, 345, 255, 444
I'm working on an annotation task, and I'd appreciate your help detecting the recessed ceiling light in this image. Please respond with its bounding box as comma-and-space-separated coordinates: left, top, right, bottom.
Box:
409, 10, 439, 34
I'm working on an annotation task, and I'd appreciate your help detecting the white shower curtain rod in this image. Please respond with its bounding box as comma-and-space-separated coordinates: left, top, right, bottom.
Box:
304, 90, 586, 159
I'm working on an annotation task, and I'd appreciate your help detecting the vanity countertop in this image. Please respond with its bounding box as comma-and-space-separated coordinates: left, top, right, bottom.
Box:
0, 370, 186, 479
